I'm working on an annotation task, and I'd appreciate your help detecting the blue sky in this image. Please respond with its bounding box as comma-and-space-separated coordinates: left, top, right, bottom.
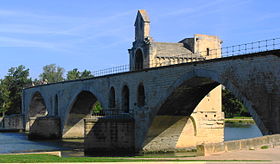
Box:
0, 0, 279, 79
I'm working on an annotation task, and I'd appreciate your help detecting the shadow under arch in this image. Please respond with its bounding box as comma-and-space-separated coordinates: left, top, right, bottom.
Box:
142, 68, 267, 152
28, 91, 48, 117
63, 90, 102, 138
157, 69, 267, 134
27, 91, 50, 139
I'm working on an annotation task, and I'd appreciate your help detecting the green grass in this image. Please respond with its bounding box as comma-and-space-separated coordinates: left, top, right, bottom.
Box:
224, 117, 255, 127
225, 116, 253, 119
261, 145, 269, 149
0, 154, 270, 163
225, 121, 255, 127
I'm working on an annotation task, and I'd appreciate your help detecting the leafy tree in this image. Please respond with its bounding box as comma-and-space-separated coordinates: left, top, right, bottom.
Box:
92, 101, 103, 114
0, 79, 10, 116
80, 70, 94, 79
67, 68, 93, 80
2, 65, 32, 115
39, 64, 65, 83
222, 88, 250, 118
66, 68, 79, 80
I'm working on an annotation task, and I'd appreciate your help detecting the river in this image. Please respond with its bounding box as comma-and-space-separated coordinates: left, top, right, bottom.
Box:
0, 124, 262, 156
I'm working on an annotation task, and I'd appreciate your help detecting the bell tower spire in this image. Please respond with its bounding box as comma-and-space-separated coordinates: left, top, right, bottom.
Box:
134, 10, 150, 41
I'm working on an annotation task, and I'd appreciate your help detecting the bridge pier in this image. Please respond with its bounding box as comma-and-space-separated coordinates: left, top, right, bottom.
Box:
84, 115, 135, 155
28, 116, 61, 140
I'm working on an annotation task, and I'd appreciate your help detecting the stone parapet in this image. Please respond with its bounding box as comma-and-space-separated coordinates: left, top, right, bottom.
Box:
0, 114, 24, 131
197, 134, 280, 156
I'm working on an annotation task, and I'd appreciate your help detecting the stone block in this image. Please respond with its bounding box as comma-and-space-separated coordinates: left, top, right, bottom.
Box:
84, 115, 135, 155
225, 140, 241, 151
28, 116, 61, 139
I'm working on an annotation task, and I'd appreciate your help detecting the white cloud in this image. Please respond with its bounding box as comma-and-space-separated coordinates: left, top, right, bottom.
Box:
0, 36, 53, 48
0, 9, 89, 22
0, 24, 80, 36
0, 8, 134, 54
0, 36, 74, 53
63, 10, 134, 34
162, 0, 225, 17
162, 0, 250, 18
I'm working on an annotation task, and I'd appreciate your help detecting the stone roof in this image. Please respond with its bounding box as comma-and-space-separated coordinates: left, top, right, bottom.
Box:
152, 42, 201, 58
135, 9, 150, 24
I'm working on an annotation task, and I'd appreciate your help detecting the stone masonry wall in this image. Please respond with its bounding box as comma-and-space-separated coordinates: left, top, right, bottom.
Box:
0, 114, 24, 130
84, 115, 135, 155
23, 51, 280, 152
28, 116, 61, 139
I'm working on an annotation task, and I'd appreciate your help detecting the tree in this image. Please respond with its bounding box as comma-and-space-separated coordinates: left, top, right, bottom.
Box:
66, 68, 93, 80
222, 88, 250, 118
92, 101, 103, 114
2, 65, 32, 115
66, 68, 79, 80
0, 79, 10, 116
39, 64, 65, 83
80, 70, 94, 79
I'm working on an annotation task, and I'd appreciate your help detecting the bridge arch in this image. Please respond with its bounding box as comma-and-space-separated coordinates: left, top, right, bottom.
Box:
28, 91, 48, 117
155, 68, 267, 134
63, 90, 103, 138
142, 68, 268, 152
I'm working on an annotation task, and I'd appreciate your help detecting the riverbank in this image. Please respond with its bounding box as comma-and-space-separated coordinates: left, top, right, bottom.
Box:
225, 117, 255, 127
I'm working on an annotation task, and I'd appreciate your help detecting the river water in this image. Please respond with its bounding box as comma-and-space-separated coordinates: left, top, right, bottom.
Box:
0, 124, 262, 156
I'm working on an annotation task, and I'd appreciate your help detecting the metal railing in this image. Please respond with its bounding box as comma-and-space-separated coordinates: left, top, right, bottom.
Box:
92, 37, 280, 77
221, 38, 280, 57
92, 65, 129, 77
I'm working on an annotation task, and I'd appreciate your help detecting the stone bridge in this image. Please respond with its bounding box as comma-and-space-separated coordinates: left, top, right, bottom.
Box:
22, 50, 280, 153
21, 10, 280, 154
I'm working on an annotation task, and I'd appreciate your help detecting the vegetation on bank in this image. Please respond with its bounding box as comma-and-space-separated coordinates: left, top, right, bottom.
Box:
222, 88, 250, 118
0, 154, 269, 163
225, 116, 252, 119
0, 64, 95, 117
224, 116, 255, 127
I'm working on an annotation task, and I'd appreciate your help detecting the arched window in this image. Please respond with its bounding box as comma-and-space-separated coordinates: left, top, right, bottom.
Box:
135, 49, 143, 70
122, 85, 129, 113
137, 83, 145, 107
109, 87, 116, 108
54, 94, 58, 116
